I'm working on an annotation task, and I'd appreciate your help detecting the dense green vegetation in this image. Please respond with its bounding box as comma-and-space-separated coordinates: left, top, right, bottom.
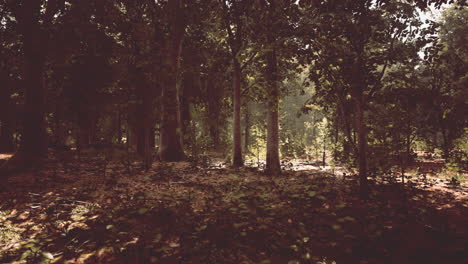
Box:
0, 0, 466, 263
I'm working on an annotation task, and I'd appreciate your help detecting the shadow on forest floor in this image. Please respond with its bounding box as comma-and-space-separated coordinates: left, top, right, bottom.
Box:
0, 153, 467, 264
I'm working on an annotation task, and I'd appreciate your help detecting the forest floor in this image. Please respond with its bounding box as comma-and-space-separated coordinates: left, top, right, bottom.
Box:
0, 152, 467, 264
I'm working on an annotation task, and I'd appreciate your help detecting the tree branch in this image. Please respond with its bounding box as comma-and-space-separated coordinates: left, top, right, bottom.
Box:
240, 51, 258, 70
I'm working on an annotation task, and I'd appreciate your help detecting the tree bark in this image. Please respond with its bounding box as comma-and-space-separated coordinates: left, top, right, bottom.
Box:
52, 103, 68, 147
265, 46, 281, 175
18, 11, 48, 161
179, 76, 192, 147
158, 0, 186, 162
134, 69, 155, 169
232, 60, 243, 167
352, 80, 369, 199
77, 108, 91, 150
2, 0, 64, 170
117, 105, 122, 144
244, 103, 250, 153
221, 0, 244, 167
0, 80, 15, 153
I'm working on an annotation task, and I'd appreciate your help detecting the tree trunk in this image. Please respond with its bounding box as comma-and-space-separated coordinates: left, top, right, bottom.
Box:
77, 107, 95, 150
265, 46, 281, 175
0, 81, 15, 153
244, 103, 250, 153
353, 86, 369, 198
322, 134, 326, 167
179, 78, 191, 148
20, 34, 47, 160
337, 95, 356, 161
5, 1, 49, 168
348, 51, 369, 197
117, 105, 122, 144
232, 60, 243, 167
159, 0, 186, 161
440, 121, 450, 158
135, 69, 155, 169
406, 125, 411, 163
53, 105, 67, 147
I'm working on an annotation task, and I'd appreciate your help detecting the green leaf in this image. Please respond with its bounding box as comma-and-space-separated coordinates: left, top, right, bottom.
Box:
23, 242, 36, 248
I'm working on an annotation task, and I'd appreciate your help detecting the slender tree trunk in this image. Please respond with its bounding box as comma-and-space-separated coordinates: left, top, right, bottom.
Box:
53, 106, 67, 147
353, 87, 369, 198
337, 95, 356, 159
126, 119, 131, 148
265, 46, 281, 175
159, 0, 186, 161
350, 54, 369, 198
322, 134, 326, 167
77, 107, 96, 150
232, 60, 243, 167
440, 121, 450, 158
117, 105, 122, 144
244, 103, 250, 153
179, 80, 191, 147
221, 0, 244, 167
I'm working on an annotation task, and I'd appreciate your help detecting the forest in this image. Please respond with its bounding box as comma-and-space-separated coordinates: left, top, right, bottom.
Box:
0, 0, 467, 263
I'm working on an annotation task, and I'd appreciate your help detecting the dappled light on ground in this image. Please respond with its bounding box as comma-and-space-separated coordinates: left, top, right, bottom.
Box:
1, 155, 466, 263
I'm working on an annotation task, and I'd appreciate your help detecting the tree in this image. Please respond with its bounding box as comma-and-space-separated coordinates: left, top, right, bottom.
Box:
252, 0, 282, 175
418, 5, 467, 157
1, 0, 65, 170
157, 0, 187, 161
248, 0, 301, 175
220, 0, 247, 167
299, 0, 434, 197
0, 15, 18, 153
